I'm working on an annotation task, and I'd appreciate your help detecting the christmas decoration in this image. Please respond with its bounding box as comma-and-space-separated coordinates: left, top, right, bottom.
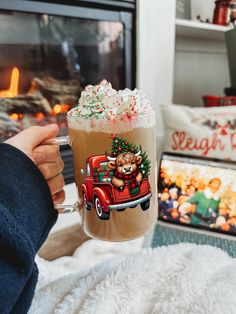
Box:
203, 120, 230, 136
93, 166, 113, 183
110, 137, 151, 177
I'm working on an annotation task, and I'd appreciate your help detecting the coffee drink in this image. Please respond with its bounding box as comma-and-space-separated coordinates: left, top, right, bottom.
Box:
67, 80, 157, 241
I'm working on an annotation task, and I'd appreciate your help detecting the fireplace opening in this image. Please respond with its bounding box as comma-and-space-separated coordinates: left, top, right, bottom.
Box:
0, 65, 80, 141
0, 0, 135, 182
0, 10, 126, 142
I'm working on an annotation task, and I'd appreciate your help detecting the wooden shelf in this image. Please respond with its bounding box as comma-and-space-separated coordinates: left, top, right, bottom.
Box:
176, 18, 232, 40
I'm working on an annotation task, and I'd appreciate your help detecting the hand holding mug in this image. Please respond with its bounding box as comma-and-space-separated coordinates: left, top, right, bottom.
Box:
5, 125, 65, 207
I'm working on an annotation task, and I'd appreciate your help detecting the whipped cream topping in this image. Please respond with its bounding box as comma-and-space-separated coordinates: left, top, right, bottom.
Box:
67, 80, 152, 120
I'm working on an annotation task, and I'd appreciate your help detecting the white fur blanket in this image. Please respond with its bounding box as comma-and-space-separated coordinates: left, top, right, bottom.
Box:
30, 241, 236, 314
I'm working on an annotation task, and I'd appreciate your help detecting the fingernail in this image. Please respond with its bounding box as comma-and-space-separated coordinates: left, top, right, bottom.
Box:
33, 152, 45, 164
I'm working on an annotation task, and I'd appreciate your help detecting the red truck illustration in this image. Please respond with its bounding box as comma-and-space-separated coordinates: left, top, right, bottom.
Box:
82, 154, 152, 220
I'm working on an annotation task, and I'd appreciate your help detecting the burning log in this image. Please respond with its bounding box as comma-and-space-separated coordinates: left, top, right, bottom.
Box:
0, 68, 81, 142
30, 76, 82, 106
0, 112, 20, 138
0, 91, 52, 114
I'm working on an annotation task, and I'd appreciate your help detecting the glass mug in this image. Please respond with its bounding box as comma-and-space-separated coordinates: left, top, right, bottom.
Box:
47, 111, 157, 241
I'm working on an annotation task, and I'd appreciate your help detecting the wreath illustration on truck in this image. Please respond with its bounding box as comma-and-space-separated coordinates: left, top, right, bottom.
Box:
81, 137, 152, 220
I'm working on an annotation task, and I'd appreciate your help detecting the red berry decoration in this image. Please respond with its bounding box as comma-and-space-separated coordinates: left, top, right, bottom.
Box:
118, 147, 122, 152
131, 148, 135, 153
125, 141, 128, 145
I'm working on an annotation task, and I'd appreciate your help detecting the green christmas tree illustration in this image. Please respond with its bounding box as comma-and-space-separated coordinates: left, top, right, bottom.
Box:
110, 137, 151, 178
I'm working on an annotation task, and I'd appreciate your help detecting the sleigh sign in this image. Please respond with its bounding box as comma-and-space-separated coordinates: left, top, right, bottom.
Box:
81, 153, 152, 220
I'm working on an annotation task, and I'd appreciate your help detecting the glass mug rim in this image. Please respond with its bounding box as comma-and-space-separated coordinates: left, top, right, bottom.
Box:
67, 109, 156, 120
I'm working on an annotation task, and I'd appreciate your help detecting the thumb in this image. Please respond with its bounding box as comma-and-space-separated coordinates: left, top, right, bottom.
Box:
5, 124, 59, 156
20, 124, 59, 149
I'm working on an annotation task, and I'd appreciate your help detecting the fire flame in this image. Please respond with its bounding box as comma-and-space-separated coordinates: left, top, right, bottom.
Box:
52, 104, 70, 115
10, 113, 19, 121
0, 67, 19, 98
2, 67, 70, 124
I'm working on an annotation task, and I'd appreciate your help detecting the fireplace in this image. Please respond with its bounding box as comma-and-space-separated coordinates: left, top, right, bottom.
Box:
0, 0, 136, 183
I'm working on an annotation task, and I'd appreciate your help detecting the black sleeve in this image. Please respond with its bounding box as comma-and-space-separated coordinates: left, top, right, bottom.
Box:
0, 143, 58, 314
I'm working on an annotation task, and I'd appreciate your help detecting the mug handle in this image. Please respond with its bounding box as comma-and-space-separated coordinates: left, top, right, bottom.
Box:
43, 135, 72, 146
43, 136, 78, 214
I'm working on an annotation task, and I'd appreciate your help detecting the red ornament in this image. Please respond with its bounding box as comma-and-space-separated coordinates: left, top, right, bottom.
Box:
118, 147, 122, 152
131, 148, 135, 153
113, 152, 117, 157
220, 128, 228, 136
125, 141, 128, 145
